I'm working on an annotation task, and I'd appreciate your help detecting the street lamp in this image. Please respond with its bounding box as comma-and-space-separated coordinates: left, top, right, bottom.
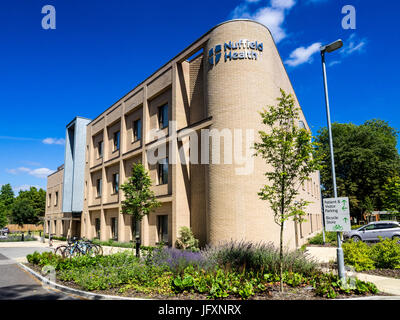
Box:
320, 39, 346, 282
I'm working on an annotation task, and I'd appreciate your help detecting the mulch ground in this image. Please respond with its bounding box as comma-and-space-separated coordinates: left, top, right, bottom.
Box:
25, 263, 390, 300
360, 268, 400, 279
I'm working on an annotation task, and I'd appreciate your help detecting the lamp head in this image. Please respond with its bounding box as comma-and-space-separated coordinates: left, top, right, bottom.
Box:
320, 39, 343, 53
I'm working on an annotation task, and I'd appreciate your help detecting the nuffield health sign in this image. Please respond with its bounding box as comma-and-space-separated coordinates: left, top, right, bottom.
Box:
208, 40, 263, 66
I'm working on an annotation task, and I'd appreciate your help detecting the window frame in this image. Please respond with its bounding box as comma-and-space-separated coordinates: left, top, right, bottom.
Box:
113, 131, 120, 151
133, 119, 142, 142
157, 158, 168, 185
158, 104, 168, 129
96, 178, 102, 198
112, 173, 119, 194
157, 215, 168, 244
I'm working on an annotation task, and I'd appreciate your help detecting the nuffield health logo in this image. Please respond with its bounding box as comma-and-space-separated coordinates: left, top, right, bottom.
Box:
209, 39, 263, 66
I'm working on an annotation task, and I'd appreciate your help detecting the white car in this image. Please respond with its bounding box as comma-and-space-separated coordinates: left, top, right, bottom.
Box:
343, 221, 400, 242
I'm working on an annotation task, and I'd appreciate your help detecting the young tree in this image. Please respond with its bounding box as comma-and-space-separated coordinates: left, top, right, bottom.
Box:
120, 163, 161, 247
254, 89, 322, 292
382, 175, 400, 214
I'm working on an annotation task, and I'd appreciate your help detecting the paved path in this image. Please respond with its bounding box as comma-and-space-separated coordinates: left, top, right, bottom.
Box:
305, 246, 400, 297
0, 250, 78, 300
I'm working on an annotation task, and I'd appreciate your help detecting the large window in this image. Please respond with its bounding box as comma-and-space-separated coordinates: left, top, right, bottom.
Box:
48, 194, 51, 207
95, 218, 100, 239
157, 215, 168, 244
55, 191, 59, 207
114, 131, 120, 151
98, 140, 103, 158
158, 158, 168, 185
96, 178, 102, 197
112, 173, 119, 194
111, 217, 118, 240
133, 119, 142, 142
158, 104, 168, 129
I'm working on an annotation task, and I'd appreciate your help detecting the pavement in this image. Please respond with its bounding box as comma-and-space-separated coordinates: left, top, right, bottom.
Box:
305, 246, 400, 297
0, 243, 79, 300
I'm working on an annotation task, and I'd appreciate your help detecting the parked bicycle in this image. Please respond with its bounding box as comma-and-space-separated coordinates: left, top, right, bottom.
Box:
54, 237, 103, 258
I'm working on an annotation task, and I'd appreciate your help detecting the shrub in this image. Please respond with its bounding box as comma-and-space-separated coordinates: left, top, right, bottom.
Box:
203, 240, 318, 276
311, 273, 378, 299
149, 247, 211, 274
175, 227, 200, 252
342, 239, 375, 271
307, 231, 337, 245
370, 237, 400, 269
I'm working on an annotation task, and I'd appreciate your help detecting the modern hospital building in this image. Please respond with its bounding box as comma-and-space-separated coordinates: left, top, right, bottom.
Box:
44, 19, 323, 249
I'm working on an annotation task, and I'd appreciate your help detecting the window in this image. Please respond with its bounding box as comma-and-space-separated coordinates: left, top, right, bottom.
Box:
158, 104, 168, 129
96, 178, 102, 197
157, 215, 168, 244
133, 119, 142, 141
112, 173, 119, 194
48, 194, 52, 207
55, 191, 59, 207
111, 217, 118, 240
114, 131, 120, 151
158, 158, 168, 185
98, 140, 103, 158
131, 217, 140, 239
95, 218, 100, 239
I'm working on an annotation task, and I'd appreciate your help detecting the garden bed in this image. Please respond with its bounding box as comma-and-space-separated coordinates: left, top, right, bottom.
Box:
25, 241, 382, 300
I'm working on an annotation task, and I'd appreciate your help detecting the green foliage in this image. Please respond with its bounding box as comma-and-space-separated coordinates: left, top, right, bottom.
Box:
343, 240, 375, 271
382, 175, 400, 214
370, 237, 400, 269
343, 237, 400, 270
0, 202, 8, 228
307, 231, 337, 245
315, 119, 400, 220
175, 227, 200, 252
120, 163, 161, 225
204, 240, 319, 277
311, 273, 378, 298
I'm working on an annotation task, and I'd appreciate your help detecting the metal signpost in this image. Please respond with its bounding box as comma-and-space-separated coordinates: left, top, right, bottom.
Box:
320, 39, 346, 282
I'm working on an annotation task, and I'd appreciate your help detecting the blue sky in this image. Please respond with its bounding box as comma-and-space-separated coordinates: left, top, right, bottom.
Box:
0, 0, 399, 192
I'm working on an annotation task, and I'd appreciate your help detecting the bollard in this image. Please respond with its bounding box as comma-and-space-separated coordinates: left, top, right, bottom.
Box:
21, 233, 24, 241
135, 235, 141, 258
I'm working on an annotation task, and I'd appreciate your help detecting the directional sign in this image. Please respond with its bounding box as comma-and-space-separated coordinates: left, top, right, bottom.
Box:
323, 197, 351, 232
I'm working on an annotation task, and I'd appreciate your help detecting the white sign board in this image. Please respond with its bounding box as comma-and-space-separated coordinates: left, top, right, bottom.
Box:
323, 197, 351, 232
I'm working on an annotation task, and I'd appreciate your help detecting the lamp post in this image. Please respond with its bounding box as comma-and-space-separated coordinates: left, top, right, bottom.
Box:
320, 39, 346, 282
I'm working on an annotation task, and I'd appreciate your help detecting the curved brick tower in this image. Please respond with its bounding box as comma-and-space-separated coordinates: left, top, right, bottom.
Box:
204, 20, 319, 248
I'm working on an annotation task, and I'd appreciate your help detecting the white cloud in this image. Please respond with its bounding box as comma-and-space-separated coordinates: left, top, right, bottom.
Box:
328, 60, 341, 67
231, 0, 296, 43
285, 42, 322, 67
6, 167, 54, 179
271, 0, 296, 9
42, 137, 65, 145
340, 34, 367, 56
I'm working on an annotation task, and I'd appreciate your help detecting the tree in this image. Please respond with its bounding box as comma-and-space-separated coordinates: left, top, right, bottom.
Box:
254, 89, 322, 292
382, 175, 400, 214
315, 119, 400, 221
17, 187, 46, 222
0, 202, 8, 229
11, 198, 36, 227
0, 184, 14, 220
120, 163, 161, 244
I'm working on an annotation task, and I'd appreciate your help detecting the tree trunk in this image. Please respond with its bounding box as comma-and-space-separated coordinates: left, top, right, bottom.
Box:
280, 221, 284, 292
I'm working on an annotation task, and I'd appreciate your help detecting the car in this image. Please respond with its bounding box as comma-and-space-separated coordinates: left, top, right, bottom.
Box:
343, 221, 400, 242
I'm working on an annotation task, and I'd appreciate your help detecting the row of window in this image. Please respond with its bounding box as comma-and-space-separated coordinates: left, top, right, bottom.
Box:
93, 214, 168, 243
94, 159, 169, 198
95, 104, 168, 160
47, 191, 59, 208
